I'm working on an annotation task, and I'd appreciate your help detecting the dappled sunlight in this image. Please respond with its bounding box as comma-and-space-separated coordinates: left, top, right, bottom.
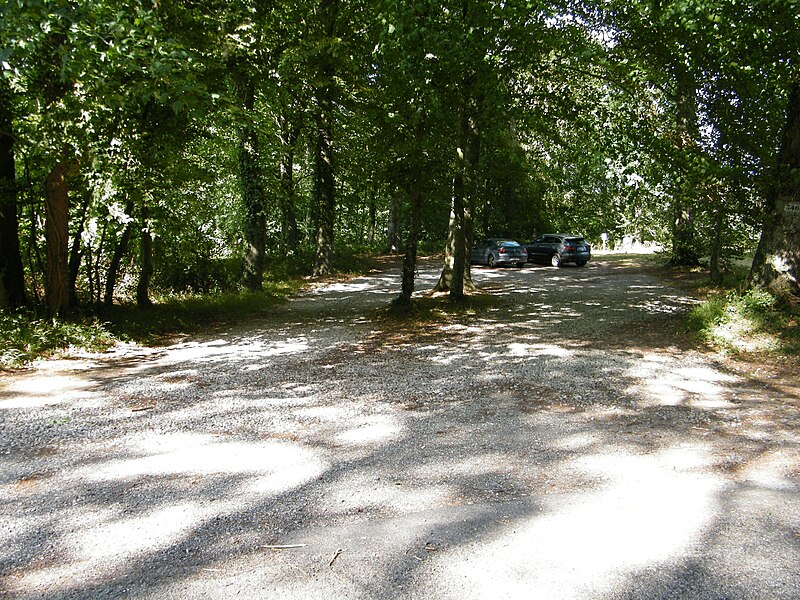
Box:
336, 414, 405, 446
321, 472, 457, 516
0, 374, 98, 409
13, 502, 207, 593
303, 274, 403, 299
738, 449, 800, 491
162, 337, 311, 364
632, 295, 700, 315
427, 452, 522, 480
78, 432, 325, 483
5, 257, 798, 599
4, 433, 329, 595
507, 342, 572, 358
426, 444, 726, 598
627, 358, 738, 408
554, 431, 599, 451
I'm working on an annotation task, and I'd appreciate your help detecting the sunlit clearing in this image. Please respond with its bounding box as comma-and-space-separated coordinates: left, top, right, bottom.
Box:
429, 445, 725, 598
0, 375, 96, 409
79, 433, 324, 484
336, 415, 404, 446
626, 359, 737, 408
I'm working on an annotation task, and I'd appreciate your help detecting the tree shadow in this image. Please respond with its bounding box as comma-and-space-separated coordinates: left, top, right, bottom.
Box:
2, 259, 799, 598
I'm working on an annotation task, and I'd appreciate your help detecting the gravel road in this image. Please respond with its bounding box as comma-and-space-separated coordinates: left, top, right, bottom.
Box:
2, 256, 799, 599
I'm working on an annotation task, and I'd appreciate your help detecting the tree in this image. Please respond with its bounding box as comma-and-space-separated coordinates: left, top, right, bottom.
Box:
0, 74, 27, 309
310, 0, 340, 277
749, 76, 800, 300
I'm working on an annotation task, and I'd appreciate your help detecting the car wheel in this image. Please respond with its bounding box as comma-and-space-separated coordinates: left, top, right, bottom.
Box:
576, 260, 587, 267
487, 254, 495, 267
550, 253, 562, 267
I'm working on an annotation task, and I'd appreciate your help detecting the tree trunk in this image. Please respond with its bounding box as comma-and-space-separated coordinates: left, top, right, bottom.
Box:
386, 189, 403, 253
313, 0, 339, 277
748, 77, 800, 300
368, 190, 377, 246
399, 114, 425, 303
276, 113, 300, 252
278, 141, 299, 252
709, 195, 724, 284
67, 189, 91, 308
312, 0, 338, 278
104, 200, 135, 307
0, 76, 27, 310
44, 158, 71, 317
233, 75, 267, 291
667, 65, 700, 267
136, 203, 153, 307
436, 81, 481, 298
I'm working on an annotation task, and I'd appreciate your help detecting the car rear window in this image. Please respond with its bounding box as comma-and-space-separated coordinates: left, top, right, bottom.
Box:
499, 241, 520, 247
565, 238, 586, 245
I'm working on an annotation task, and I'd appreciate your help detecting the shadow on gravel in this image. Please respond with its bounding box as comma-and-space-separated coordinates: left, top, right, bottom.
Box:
2, 258, 799, 599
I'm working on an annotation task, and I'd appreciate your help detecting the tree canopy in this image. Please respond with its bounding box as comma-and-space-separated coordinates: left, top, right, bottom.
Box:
1, 0, 798, 313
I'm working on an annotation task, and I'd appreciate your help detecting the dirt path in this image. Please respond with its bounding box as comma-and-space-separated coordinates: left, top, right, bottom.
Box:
1, 257, 799, 599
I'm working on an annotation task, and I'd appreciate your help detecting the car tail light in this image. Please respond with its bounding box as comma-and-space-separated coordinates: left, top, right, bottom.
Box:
498, 247, 507, 254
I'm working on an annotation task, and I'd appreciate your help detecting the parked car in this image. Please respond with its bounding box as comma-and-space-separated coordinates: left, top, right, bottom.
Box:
524, 234, 591, 267
470, 238, 528, 267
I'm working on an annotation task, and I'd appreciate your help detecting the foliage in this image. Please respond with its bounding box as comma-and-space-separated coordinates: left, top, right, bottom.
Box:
0, 312, 115, 369
1, 0, 797, 337
688, 289, 799, 356
100, 283, 300, 344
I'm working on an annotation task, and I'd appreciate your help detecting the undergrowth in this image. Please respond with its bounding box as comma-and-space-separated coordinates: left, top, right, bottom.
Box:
687, 288, 799, 357
0, 313, 116, 369
1, 280, 301, 370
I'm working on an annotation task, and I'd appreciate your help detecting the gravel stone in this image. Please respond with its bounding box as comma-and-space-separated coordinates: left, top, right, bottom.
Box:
1, 256, 798, 599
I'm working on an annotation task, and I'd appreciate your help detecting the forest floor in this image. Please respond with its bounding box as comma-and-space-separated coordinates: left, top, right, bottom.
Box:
1, 256, 799, 599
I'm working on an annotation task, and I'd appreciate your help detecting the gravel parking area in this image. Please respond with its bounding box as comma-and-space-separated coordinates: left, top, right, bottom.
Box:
2, 256, 799, 599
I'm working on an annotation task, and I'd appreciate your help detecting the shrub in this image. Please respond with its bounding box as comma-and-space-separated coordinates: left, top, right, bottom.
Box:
0, 312, 116, 369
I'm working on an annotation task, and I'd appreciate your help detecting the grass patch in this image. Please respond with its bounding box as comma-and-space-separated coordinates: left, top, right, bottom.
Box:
1, 279, 302, 369
0, 312, 116, 369
687, 288, 800, 357
101, 279, 301, 344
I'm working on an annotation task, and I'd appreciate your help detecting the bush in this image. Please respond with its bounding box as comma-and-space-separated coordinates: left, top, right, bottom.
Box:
0, 312, 116, 369
687, 288, 794, 355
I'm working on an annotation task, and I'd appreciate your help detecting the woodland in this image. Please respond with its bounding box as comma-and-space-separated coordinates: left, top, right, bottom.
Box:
0, 0, 799, 317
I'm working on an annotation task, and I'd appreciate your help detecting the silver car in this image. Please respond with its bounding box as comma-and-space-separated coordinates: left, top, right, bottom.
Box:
470, 238, 528, 267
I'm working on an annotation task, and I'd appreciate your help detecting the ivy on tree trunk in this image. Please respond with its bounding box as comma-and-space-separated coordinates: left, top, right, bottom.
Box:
233, 73, 267, 291
312, 0, 339, 278
749, 77, 800, 300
